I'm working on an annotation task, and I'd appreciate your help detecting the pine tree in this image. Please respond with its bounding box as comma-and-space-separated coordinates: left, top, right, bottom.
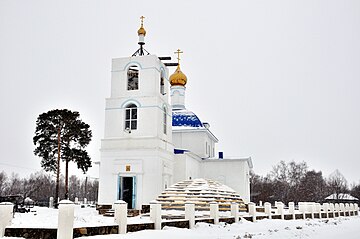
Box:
33, 109, 92, 206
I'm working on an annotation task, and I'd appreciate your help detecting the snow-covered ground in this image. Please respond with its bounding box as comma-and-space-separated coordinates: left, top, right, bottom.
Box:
6, 206, 360, 239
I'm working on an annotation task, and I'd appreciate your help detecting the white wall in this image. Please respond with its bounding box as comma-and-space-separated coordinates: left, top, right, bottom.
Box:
172, 129, 217, 158
98, 148, 174, 209
98, 54, 174, 209
200, 158, 251, 203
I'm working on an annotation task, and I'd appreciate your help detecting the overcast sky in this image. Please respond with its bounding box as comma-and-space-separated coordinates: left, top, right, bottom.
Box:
0, 0, 359, 184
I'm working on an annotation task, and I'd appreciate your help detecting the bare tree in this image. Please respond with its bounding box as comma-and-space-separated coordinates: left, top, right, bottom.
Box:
350, 183, 360, 201
5, 173, 22, 195
270, 160, 308, 203
298, 170, 327, 202
327, 169, 348, 200
0, 171, 8, 196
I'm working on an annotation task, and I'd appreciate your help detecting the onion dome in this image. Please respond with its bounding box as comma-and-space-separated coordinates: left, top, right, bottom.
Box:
137, 25, 146, 36
170, 49, 187, 86
137, 16, 146, 36
170, 65, 187, 86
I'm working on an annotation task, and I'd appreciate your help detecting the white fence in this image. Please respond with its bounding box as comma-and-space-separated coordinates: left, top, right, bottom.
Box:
0, 200, 359, 238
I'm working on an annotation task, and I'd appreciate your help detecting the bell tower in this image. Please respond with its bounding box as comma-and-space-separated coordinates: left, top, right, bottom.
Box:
98, 17, 174, 209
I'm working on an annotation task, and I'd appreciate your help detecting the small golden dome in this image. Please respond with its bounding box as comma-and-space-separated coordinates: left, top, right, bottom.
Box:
137, 26, 146, 36
138, 16, 146, 36
170, 65, 187, 86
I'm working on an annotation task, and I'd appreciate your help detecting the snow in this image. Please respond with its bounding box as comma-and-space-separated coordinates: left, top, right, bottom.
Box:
5, 206, 360, 239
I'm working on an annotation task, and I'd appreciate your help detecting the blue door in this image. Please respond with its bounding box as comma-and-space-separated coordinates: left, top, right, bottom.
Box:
118, 176, 136, 209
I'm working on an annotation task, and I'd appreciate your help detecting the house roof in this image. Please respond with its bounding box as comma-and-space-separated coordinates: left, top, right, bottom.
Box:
325, 193, 359, 201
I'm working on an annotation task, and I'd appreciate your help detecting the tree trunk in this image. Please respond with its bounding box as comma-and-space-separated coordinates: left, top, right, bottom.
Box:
84, 176, 88, 201
65, 159, 69, 199
55, 127, 61, 208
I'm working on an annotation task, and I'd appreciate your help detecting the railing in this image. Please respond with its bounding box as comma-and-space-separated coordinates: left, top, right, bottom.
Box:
0, 200, 359, 238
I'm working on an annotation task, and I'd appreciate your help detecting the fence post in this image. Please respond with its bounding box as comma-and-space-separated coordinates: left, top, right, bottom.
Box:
264, 202, 272, 219
331, 203, 336, 217
309, 202, 315, 219
150, 201, 162, 230
340, 203, 345, 216
323, 203, 329, 218
210, 202, 219, 224
57, 200, 74, 239
329, 203, 334, 217
355, 203, 359, 215
288, 202, 295, 220
231, 203, 239, 223
276, 202, 284, 220
49, 197, 54, 208
185, 202, 195, 229
349, 203, 354, 215
345, 203, 350, 216
248, 202, 256, 222
0, 202, 13, 238
315, 203, 321, 219
298, 202, 306, 219
114, 200, 127, 234
334, 203, 340, 217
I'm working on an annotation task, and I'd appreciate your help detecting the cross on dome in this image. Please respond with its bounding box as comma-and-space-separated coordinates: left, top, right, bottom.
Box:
169, 49, 187, 87
133, 16, 149, 56
174, 49, 183, 65
137, 16, 146, 36
140, 16, 145, 25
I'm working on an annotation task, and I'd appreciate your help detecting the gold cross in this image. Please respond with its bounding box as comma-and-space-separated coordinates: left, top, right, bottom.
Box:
140, 16, 145, 27
174, 49, 183, 64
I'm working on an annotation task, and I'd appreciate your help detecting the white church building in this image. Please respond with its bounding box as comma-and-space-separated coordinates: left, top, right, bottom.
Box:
97, 18, 252, 209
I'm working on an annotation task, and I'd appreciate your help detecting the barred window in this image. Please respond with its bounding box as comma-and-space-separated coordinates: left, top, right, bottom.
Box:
125, 104, 137, 130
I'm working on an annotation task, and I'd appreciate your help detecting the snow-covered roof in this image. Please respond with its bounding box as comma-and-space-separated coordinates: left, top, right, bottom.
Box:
172, 109, 204, 128
325, 193, 359, 201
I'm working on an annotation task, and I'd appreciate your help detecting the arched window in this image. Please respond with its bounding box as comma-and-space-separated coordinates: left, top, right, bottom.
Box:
163, 106, 167, 134
125, 104, 137, 130
127, 65, 139, 90
160, 71, 165, 95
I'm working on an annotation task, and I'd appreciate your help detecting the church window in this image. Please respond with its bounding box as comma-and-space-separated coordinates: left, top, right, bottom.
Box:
125, 104, 137, 130
163, 106, 167, 134
160, 72, 165, 95
127, 65, 139, 90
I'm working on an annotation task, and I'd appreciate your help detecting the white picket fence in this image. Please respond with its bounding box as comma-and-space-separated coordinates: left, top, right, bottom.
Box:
0, 200, 359, 238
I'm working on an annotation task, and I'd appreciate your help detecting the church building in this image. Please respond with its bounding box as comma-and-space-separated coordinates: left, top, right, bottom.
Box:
97, 18, 253, 210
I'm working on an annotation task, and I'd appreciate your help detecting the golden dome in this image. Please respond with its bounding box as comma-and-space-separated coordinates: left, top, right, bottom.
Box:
137, 26, 146, 36
138, 16, 146, 36
170, 65, 187, 86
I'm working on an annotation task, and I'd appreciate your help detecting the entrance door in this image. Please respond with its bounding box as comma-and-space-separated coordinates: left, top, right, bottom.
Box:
118, 176, 136, 209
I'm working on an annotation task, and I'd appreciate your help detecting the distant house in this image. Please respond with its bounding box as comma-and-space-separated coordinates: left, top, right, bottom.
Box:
325, 193, 359, 204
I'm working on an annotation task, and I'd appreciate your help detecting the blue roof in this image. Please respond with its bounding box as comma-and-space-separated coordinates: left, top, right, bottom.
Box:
172, 109, 203, 128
